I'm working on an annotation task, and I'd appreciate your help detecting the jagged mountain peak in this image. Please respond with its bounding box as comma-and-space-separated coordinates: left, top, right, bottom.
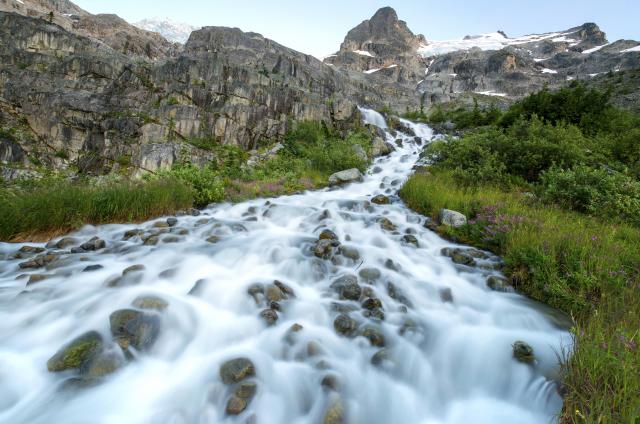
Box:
133, 17, 197, 44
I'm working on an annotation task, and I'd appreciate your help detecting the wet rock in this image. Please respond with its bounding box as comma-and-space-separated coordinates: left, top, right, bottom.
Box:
58, 377, 101, 391
48, 237, 79, 249
153, 221, 169, 229
122, 229, 142, 241
466, 249, 489, 259
387, 282, 412, 307
333, 314, 357, 336
321, 374, 341, 391
331, 302, 359, 313
323, 398, 344, 424
81, 351, 124, 379
384, 259, 401, 272
362, 308, 385, 321
395, 138, 403, 147
362, 298, 383, 310
158, 268, 177, 278
451, 253, 475, 266
371, 348, 391, 366
513, 341, 535, 363
18, 246, 45, 254
372, 166, 383, 174
47, 331, 104, 372
371, 195, 390, 205
18, 254, 58, 269
162, 235, 181, 244
170, 228, 189, 235
143, 235, 159, 246
259, 308, 278, 326
109, 309, 161, 352
487, 276, 514, 293
274, 280, 295, 297
378, 217, 396, 232
270, 301, 281, 311
122, 264, 145, 275
361, 326, 385, 347
358, 267, 381, 283
166, 217, 178, 227
247, 283, 264, 304
439, 209, 467, 228
220, 358, 256, 384
328, 168, 363, 186
27, 274, 49, 285
132, 295, 169, 311
331, 275, 362, 301
226, 381, 257, 415
265, 284, 284, 302
339, 245, 360, 261
319, 229, 339, 241
82, 264, 104, 272
189, 279, 208, 296
78, 237, 106, 252
402, 234, 419, 247
440, 288, 454, 303
371, 137, 395, 157
206, 235, 221, 244
314, 239, 340, 260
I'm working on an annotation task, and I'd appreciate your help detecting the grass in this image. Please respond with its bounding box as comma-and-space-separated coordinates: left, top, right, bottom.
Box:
400, 170, 640, 423
0, 177, 193, 241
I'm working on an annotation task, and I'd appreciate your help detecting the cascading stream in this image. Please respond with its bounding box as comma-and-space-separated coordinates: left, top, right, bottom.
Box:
0, 110, 571, 424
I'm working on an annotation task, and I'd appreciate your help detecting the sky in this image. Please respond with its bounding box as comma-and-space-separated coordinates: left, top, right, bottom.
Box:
73, 0, 640, 58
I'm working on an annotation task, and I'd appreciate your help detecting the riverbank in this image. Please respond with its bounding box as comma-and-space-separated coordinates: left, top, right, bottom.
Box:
0, 122, 372, 242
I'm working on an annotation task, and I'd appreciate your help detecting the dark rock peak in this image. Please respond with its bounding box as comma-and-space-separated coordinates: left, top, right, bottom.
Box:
340, 6, 426, 54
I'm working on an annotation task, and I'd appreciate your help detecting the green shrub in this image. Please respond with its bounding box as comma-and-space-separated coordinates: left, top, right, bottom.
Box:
160, 163, 224, 207
539, 165, 640, 225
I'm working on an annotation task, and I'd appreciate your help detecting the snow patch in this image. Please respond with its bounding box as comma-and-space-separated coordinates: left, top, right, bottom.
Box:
133, 18, 197, 44
621, 45, 640, 53
475, 91, 508, 97
541, 68, 558, 74
582, 44, 609, 54
353, 50, 375, 57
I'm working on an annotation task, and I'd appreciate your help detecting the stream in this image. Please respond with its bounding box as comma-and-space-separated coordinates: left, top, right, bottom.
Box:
0, 110, 571, 424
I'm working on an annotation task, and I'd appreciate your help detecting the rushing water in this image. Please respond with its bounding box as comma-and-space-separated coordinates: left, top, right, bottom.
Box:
0, 111, 570, 424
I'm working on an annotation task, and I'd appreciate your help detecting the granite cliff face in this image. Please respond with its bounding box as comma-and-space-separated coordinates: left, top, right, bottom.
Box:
0, 6, 418, 177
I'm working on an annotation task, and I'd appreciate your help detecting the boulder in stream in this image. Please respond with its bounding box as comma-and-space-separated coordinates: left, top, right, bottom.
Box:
439, 209, 467, 228
47, 331, 104, 372
328, 168, 363, 186
513, 341, 535, 363
109, 309, 161, 352
220, 357, 256, 384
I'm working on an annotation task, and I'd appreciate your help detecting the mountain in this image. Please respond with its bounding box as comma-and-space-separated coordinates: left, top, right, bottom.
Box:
0, 2, 417, 177
325, 7, 640, 107
133, 18, 197, 44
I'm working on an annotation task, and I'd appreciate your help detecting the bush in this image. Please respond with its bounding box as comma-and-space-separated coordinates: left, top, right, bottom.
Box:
539, 165, 640, 225
160, 163, 224, 207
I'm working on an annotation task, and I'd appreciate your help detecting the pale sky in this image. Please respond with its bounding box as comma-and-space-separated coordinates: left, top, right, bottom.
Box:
73, 0, 639, 58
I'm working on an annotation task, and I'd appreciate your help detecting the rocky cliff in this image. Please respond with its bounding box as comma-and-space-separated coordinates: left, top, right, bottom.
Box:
0, 6, 418, 177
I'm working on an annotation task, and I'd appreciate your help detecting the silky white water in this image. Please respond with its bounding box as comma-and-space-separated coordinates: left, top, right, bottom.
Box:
0, 111, 570, 424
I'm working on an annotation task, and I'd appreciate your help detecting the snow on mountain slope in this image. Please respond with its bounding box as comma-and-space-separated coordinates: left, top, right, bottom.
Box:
418, 30, 586, 57
134, 18, 197, 44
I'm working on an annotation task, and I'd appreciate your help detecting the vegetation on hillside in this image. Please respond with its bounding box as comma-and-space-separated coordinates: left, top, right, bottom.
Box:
400, 83, 640, 423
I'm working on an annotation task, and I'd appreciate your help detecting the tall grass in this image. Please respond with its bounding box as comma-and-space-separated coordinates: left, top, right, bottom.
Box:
400, 170, 640, 423
0, 177, 193, 240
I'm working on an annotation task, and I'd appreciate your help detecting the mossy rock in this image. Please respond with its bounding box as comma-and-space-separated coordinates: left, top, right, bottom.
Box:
132, 295, 169, 311
220, 357, 256, 385
109, 309, 161, 352
513, 341, 535, 363
47, 331, 103, 372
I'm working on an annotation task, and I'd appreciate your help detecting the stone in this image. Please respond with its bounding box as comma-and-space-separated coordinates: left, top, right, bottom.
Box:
323, 398, 344, 424
18, 246, 45, 254
362, 298, 383, 310
339, 245, 360, 261
18, 254, 58, 269
109, 309, 161, 352
52, 237, 79, 249
371, 195, 390, 205
220, 358, 256, 384
132, 295, 169, 311
122, 229, 142, 240
79, 237, 106, 252
387, 282, 412, 307
27, 274, 48, 285
47, 331, 104, 372
143, 235, 159, 246
513, 341, 535, 363
259, 308, 278, 326
439, 209, 467, 228
451, 253, 475, 266
82, 264, 104, 272
371, 348, 391, 366
166, 217, 178, 227
153, 221, 169, 228
378, 217, 396, 231
123, 264, 145, 275
487, 276, 514, 293
331, 275, 362, 301
358, 267, 381, 282
225, 381, 257, 415
402, 234, 419, 247
371, 137, 395, 157
314, 239, 340, 260
82, 351, 124, 379
440, 288, 454, 303
333, 314, 357, 336
273, 280, 295, 297
361, 326, 385, 347
321, 374, 341, 391
265, 285, 284, 302
319, 229, 339, 241
206, 235, 221, 244
328, 168, 364, 186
